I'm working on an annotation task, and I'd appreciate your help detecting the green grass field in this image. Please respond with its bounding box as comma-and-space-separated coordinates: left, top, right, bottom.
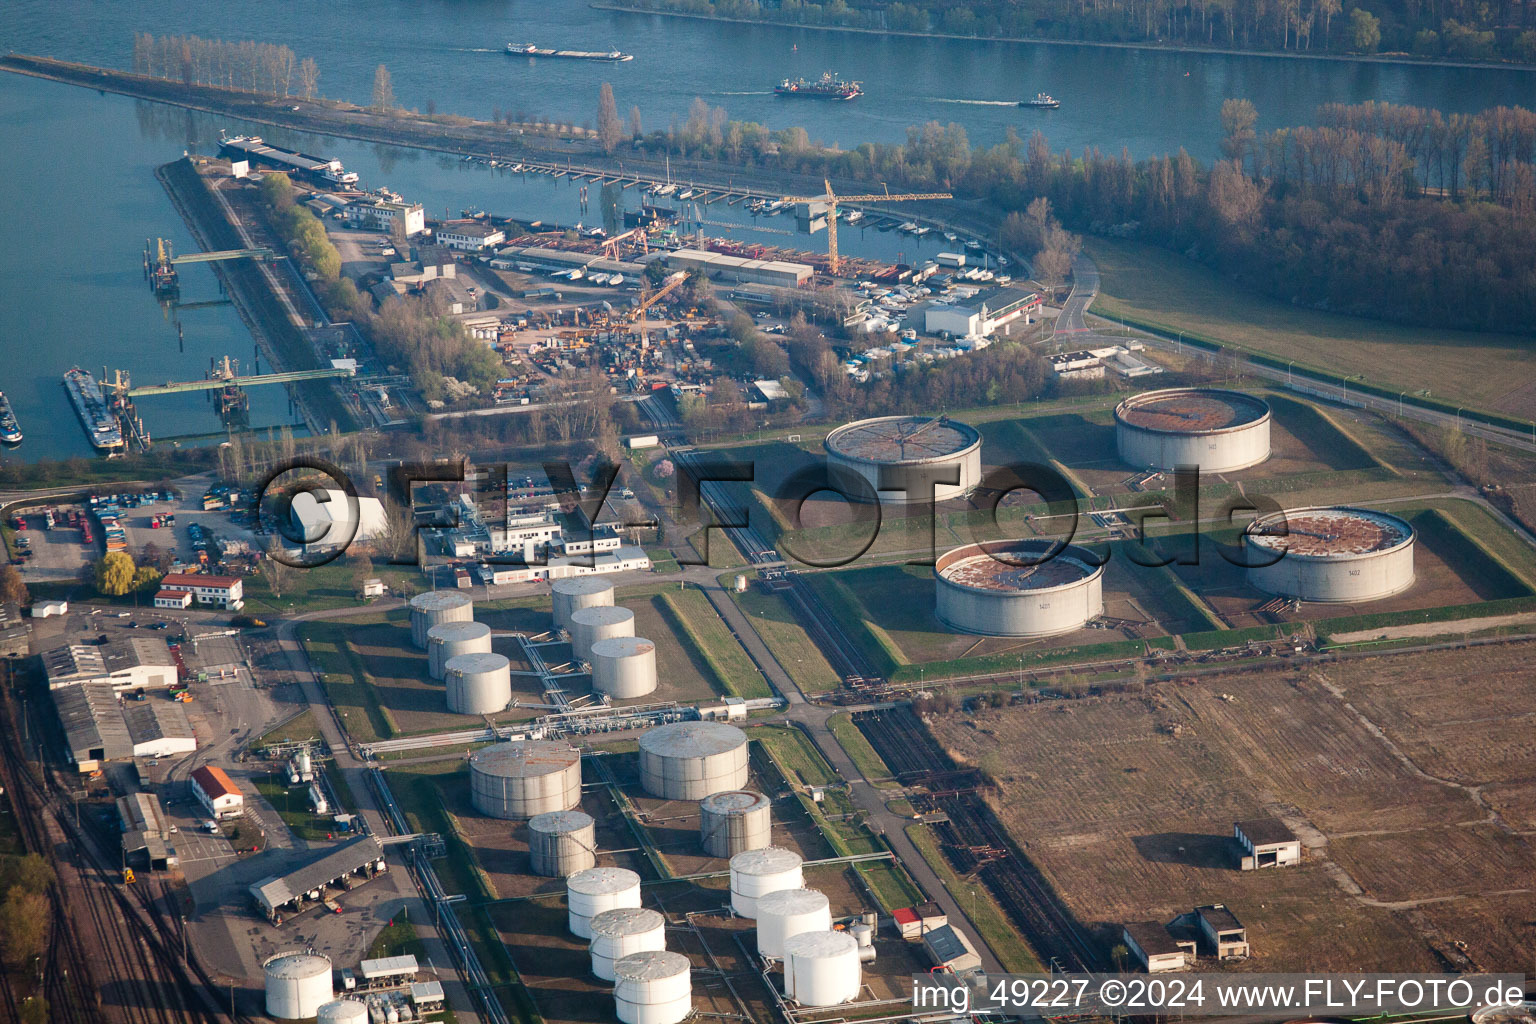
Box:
722, 579, 842, 694
1087, 236, 1536, 418
657, 587, 773, 699
827, 712, 893, 781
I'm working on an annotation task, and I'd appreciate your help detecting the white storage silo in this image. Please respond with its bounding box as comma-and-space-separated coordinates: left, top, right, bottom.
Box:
783, 930, 861, 1007
729, 847, 803, 918
469, 740, 582, 819
444, 651, 513, 715
613, 950, 692, 1024
590, 907, 667, 981
567, 866, 642, 938
427, 620, 493, 679
639, 721, 750, 801
699, 790, 772, 858
755, 888, 832, 958
570, 606, 635, 662
590, 636, 658, 699
409, 590, 474, 647
317, 1000, 370, 1024
553, 577, 615, 632
528, 809, 597, 877
263, 951, 334, 1020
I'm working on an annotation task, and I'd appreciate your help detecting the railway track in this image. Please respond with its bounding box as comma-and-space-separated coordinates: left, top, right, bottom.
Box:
853, 705, 1105, 972
0, 679, 238, 1024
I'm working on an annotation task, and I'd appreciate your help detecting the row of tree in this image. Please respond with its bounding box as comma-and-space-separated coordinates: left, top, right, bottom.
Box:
131, 32, 320, 98
619, 0, 1536, 61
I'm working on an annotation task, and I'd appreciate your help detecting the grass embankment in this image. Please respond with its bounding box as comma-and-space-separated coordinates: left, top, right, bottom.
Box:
751, 726, 923, 912
656, 587, 773, 699
299, 621, 398, 743
721, 576, 841, 695
827, 712, 893, 782
1086, 236, 1536, 420
906, 824, 1044, 973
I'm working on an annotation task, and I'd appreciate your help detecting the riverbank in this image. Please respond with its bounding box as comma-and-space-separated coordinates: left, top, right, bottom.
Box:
594, 1, 1536, 72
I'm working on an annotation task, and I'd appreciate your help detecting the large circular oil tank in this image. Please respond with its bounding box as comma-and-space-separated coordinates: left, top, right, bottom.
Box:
699, 790, 772, 858
755, 888, 832, 958
613, 950, 692, 1024
409, 590, 474, 647
570, 605, 636, 662
824, 415, 982, 506
936, 540, 1105, 638
1114, 388, 1272, 474
783, 930, 861, 1007
444, 651, 512, 715
528, 809, 597, 877
590, 636, 658, 699
729, 846, 803, 918
263, 951, 334, 1020
1244, 506, 1416, 603
590, 907, 667, 981
469, 740, 582, 820
427, 620, 493, 680
639, 721, 750, 801
568, 866, 642, 938
553, 578, 616, 632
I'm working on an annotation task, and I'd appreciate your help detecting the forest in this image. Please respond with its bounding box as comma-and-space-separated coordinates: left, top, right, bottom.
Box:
620, 0, 1536, 62
632, 95, 1536, 333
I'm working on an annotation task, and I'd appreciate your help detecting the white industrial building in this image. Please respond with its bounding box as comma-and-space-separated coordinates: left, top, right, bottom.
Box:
663, 248, 812, 288
191, 765, 245, 819
44, 638, 177, 692
1234, 818, 1303, 869
288, 488, 388, 550
157, 573, 245, 610
436, 220, 506, 251
922, 286, 1041, 338
343, 198, 426, 237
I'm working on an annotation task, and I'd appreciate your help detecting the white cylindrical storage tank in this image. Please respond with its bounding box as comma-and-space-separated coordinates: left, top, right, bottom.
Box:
729, 847, 803, 918
263, 952, 334, 1020
935, 540, 1105, 638
783, 930, 861, 1007
553, 577, 615, 633
469, 740, 582, 819
824, 415, 982, 506
700, 790, 772, 858
570, 605, 635, 662
590, 907, 667, 981
317, 1000, 370, 1024
427, 620, 493, 679
444, 651, 512, 715
613, 950, 692, 1024
590, 636, 658, 699
1245, 506, 1416, 603
1114, 387, 1272, 474
567, 866, 642, 938
755, 888, 832, 958
639, 721, 750, 801
528, 809, 597, 877
409, 590, 474, 647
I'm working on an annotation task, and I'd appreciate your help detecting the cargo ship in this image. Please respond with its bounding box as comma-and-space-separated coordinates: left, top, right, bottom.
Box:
0, 392, 20, 445
775, 72, 862, 100
63, 368, 124, 452
1020, 93, 1061, 109
506, 42, 633, 61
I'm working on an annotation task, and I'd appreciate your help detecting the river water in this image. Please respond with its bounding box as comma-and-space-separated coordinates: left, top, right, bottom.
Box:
2, 0, 1533, 460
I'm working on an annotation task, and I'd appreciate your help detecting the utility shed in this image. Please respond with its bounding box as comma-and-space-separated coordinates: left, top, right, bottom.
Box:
1122, 921, 1190, 973
248, 835, 386, 922
1190, 904, 1249, 959
1234, 818, 1302, 869
922, 923, 981, 973
410, 981, 445, 1011
359, 955, 418, 986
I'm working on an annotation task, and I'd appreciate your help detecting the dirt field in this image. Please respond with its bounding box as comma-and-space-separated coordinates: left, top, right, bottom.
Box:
926, 644, 1536, 972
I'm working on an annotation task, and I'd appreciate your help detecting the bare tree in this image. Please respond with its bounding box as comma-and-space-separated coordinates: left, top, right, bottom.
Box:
597, 83, 624, 155
298, 57, 319, 100
371, 64, 395, 112
260, 537, 293, 599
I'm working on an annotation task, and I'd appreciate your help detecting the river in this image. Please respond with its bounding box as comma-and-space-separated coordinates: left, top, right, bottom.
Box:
2, 0, 1534, 461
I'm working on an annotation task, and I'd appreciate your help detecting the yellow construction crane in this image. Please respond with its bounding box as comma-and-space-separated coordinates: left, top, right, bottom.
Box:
781, 179, 953, 276
624, 271, 688, 348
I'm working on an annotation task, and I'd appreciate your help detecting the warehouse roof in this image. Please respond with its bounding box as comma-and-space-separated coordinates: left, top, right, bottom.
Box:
54, 682, 133, 763
360, 954, 418, 980
249, 835, 384, 913
104, 637, 175, 671
117, 792, 169, 835
123, 700, 195, 747
922, 924, 975, 964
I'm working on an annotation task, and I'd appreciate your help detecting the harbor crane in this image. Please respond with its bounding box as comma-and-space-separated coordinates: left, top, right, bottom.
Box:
624, 271, 687, 349
143, 237, 280, 296
780, 179, 953, 276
